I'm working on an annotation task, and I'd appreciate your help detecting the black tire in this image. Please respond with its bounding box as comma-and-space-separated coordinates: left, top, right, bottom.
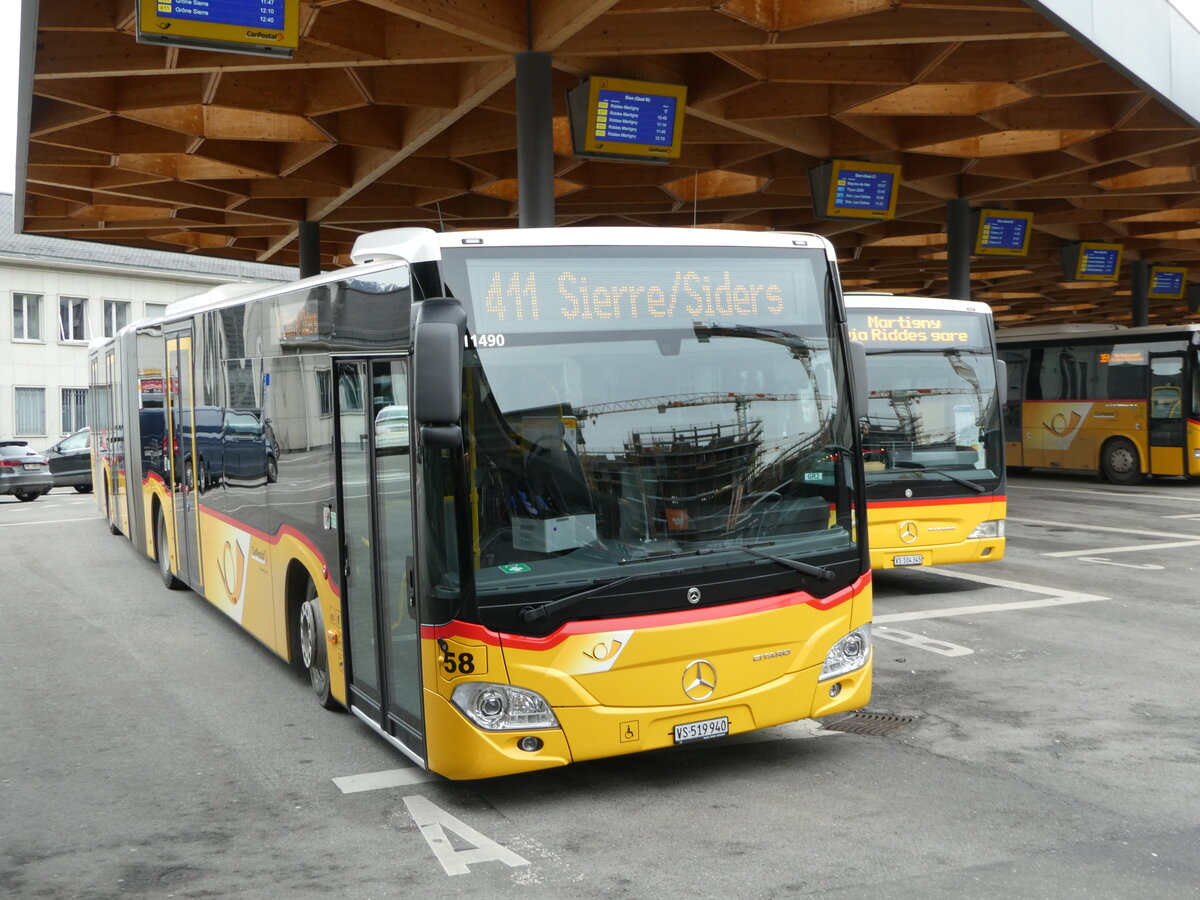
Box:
106, 485, 121, 535
1102, 437, 1142, 485
155, 511, 185, 590
15, 491, 38, 502
298, 580, 338, 709
74, 484, 92, 494
266, 455, 278, 484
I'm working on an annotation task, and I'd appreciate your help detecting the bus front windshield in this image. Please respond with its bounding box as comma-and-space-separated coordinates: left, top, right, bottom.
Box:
429, 244, 862, 629
853, 309, 1002, 494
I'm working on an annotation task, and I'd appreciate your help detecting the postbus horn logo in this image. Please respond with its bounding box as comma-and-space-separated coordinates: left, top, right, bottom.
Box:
218, 539, 247, 606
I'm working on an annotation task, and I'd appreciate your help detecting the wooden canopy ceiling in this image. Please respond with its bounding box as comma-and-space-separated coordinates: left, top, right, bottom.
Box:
22, 0, 1200, 326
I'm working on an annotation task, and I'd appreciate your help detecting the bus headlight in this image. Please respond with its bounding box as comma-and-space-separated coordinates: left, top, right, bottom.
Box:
819, 625, 872, 682
968, 519, 1004, 539
451, 682, 559, 731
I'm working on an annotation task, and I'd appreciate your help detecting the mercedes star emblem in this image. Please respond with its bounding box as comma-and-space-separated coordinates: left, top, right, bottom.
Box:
899, 520, 919, 544
682, 659, 717, 701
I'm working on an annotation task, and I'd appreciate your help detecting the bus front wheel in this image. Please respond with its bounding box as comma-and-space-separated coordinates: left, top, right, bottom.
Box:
299, 581, 338, 710
1102, 437, 1142, 485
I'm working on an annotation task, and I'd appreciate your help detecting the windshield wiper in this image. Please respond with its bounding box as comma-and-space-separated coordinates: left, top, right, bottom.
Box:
620, 542, 835, 581
894, 461, 987, 493
519, 574, 641, 624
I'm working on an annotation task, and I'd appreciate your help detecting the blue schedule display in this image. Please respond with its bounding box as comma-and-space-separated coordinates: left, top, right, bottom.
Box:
1079, 246, 1120, 277
1149, 267, 1186, 298
978, 215, 1028, 252
158, 0, 285, 29
594, 90, 678, 148
833, 170, 895, 213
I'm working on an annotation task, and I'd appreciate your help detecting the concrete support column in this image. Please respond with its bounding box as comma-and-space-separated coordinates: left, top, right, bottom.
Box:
946, 198, 972, 301
299, 220, 321, 279
1130, 260, 1150, 327
515, 51, 555, 229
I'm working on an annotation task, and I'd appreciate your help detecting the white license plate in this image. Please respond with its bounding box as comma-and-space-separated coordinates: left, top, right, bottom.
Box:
893, 554, 924, 567
23, 464, 41, 472
674, 716, 729, 744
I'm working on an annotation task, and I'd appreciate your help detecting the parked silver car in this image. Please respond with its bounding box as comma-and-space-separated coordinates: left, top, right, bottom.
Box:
0, 441, 54, 502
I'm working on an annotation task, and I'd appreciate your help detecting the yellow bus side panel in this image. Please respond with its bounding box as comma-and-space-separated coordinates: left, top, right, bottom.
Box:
866, 497, 1006, 569
1020, 401, 1144, 473
423, 580, 872, 780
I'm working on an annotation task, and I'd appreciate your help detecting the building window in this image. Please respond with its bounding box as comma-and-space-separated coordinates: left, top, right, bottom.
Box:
316, 369, 333, 416
13, 293, 41, 341
145, 302, 167, 320
59, 296, 88, 342
103, 300, 130, 337
61, 388, 89, 434
15, 387, 46, 436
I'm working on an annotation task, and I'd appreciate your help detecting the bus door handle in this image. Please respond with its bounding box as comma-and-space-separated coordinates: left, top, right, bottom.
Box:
406, 556, 416, 613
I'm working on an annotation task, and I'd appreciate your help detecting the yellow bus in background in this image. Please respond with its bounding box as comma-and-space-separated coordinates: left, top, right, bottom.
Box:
997, 324, 1200, 484
846, 294, 1006, 569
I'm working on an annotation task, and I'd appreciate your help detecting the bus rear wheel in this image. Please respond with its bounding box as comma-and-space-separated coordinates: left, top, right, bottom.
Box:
299, 581, 337, 710
155, 511, 185, 590
1102, 437, 1142, 485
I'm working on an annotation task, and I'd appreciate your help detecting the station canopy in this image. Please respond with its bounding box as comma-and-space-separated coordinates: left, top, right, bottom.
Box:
20, 0, 1200, 326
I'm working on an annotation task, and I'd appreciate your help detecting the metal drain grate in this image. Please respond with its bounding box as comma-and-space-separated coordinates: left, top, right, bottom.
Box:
822, 711, 916, 736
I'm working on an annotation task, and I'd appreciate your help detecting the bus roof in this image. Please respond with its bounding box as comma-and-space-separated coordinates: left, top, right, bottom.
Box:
844, 292, 994, 317
997, 322, 1200, 342
349, 226, 837, 265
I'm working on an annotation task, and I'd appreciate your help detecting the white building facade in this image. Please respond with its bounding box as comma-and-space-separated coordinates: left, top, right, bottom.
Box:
0, 195, 295, 450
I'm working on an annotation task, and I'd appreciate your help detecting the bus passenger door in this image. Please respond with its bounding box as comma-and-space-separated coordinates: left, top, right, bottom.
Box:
334, 358, 423, 764
166, 327, 203, 588
1148, 352, 1188, 477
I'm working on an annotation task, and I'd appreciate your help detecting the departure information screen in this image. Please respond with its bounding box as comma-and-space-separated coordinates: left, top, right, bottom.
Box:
1149, 267, 1186, 299
594, 90, 678, 148
975, 210, 1032, 255
155, 0, 284, 28
460, 254, 824, 336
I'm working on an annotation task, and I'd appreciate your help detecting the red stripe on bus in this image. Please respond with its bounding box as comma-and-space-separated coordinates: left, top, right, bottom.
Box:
422, 571, 871, 650
867, 495, 1005, 510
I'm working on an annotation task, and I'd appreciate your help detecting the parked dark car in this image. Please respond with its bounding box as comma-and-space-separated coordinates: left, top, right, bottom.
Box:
0, 441, 54, 502
44, 427, 93, 492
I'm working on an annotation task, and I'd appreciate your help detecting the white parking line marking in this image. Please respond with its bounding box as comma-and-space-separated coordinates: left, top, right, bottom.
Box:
403, 795, 530, 876
1162, 513, 1200, 520
729, 718, 841, 744
1044, 539, 1200, 558
876, 566, 1107, 624
876, 627, 973, 657
0, 515, 103, 528
332, 767, 435, 793
1007, 484, 1200, 504
1009, 517, 1189, 539
1076, 557, 1165, 570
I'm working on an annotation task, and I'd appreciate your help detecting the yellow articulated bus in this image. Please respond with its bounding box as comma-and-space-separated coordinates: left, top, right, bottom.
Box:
997, 323, 1200, 484
845, 294, 1006, 569
90, 227, 874, 780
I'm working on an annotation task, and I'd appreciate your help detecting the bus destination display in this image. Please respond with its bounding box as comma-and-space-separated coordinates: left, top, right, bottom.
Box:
464, 258, 821, 337
568, 77, 687, 162
136, 0, 299, 56
847, 310, 986, 348
975, 209, 1033, 256
810, 160, 901, 221
1148, 266, 1187, 299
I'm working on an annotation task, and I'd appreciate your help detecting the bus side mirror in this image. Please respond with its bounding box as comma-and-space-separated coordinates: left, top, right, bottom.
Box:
849, 340, 869, 415
995, 358, 1007, 398
412, 297, 467, 450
